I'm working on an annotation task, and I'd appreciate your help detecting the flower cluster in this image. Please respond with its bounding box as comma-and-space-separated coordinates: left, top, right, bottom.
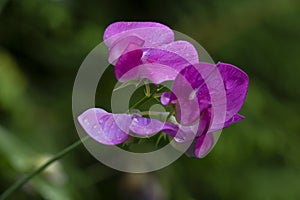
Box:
78, 22, 249, 158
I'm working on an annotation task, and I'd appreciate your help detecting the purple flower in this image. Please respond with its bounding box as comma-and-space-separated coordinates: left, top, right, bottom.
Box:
104, 22, 199, 84
78, 108, 171, 145
77, 21, 249, 159
161, 62, 249, 158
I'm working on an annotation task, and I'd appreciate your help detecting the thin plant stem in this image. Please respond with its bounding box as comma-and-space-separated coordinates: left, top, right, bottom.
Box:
1, 85, 165, 200
128, 85, 165, 112
0, 135, 90, 200
128, 92, 154, 112
144, 82, 151, 97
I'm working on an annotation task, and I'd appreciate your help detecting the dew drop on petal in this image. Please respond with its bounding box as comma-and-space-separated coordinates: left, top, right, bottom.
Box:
84, 118, 89, 125
189, 90, 197, 100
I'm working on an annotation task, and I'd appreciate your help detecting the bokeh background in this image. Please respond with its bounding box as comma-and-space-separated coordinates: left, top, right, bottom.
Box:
1, 0, 300, 199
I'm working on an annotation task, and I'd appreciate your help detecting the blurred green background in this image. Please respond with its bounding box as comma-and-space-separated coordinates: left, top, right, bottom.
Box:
1, 0, 300, 199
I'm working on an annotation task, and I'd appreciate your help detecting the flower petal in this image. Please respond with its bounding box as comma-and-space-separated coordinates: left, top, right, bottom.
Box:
115, 48, 194, 84
171, 64, 211, 125
209, 114, 245, 132
114, 49, 143, 81
160, 92, 177, 106
171, 62, 247, 132
174, 125, 198, 143
189, 62, 227, 132
194, 133, 214, 158
78, 108, 172, 144
224, 114, 245, 127
172, 108, 211, 143
161, 122, 179, 137
129, 116, 165, 136
108, 36, 145, 64
104, 21, 174, 48
77, 108, 131, 145
217, 62, 249, 120
161, 92, 172, 106
160, 122, 197, 142
155, 40, 199, 65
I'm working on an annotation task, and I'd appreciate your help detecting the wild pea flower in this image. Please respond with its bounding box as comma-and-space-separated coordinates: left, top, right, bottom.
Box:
161, 62, 249, 157
78, 22, 200, 145
78, 21, 249, 158
103, 22, 199, 84
78, 108, 172, 145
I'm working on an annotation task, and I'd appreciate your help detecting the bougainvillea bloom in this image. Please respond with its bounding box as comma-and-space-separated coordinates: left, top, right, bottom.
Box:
78, 21, 249, 158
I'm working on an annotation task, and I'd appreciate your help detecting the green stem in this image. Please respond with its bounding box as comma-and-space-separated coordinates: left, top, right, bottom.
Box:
1, 86, 165, 199
128, 86, 164, 112
144, 82, 151, 97
0, 135, 90, 200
